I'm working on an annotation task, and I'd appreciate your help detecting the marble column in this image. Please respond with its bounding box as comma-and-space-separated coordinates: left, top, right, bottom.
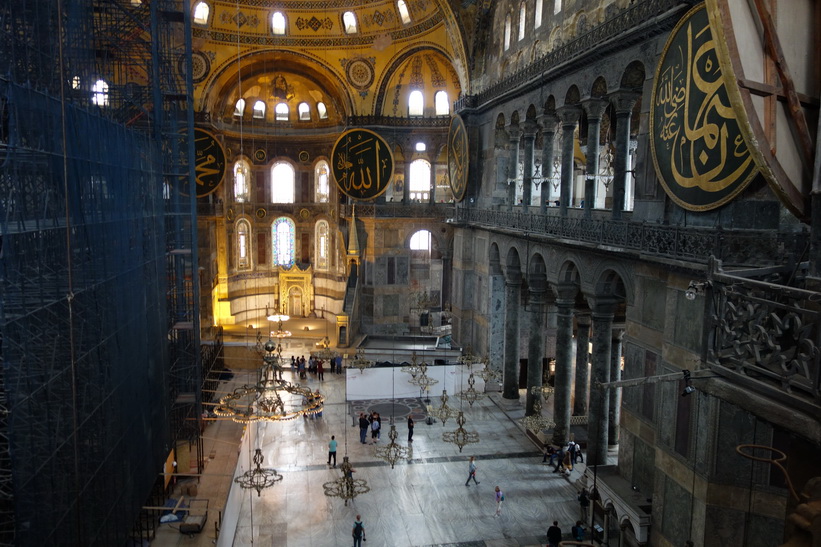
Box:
428, 160, 436, 204
506, 125, 522, 212
608, 328, 624, 446
525, 273, 546, 415
587, 296, 618, 466
582, 99, 609, 218
521, 120, 537, 208
611, 92, 639, 219
551, 285, 577, 446
503, 270, 522, 399
557, 106, 580, 216
403, 159, 411, 203
538, 113, 559, 213
573, 313, 591, 417
489, 271, 506, 380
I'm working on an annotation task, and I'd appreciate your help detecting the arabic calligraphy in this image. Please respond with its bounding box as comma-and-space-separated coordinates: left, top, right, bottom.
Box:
650, 4, 756, 211
176, 129, 226, 197
448, 115, 469, 202
331, 129, 394, 200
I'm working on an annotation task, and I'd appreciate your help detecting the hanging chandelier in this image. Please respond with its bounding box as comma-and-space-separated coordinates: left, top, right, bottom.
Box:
315, 334, 335, 362
214, 342, 324, 422
429, 389, 459, 425
400, 351, 424, 379
456, 372, 483, 407
349, 347, 374, 373
373, 424, 411, 468
322, 456, 370, 506
234, 448, 283, 496
442, 411, 480, 452
408, 361, 438, 390
475, 358, 501, 384
520, 385, 555, 433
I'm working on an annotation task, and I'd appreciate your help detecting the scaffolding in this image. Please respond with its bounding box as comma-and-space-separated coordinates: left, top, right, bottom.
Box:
0, 0, 200, 545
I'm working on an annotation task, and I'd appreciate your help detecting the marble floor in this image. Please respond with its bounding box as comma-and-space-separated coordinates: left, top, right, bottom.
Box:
151, 338, 610, 547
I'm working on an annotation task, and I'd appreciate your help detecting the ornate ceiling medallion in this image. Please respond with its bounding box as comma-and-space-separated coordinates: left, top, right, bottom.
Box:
345, 58, 375, 91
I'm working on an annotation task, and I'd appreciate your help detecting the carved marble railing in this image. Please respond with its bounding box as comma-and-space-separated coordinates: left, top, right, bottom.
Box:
458, 207, 807, 267
456, 0, 687, 112
709, 265, 820, 415
348, 115, 451, 129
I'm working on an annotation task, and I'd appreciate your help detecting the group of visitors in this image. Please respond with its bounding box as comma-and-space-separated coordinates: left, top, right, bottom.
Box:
289, 354, 344, 380
542, 439, 584, 476
357, 412, 382, 444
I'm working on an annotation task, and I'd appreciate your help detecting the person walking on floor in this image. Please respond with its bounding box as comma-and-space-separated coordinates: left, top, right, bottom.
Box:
328, 435, 337, 468
494, 486, 504, 516
358, 413, 369, 444
465, 456, 480, 486
546, 520, 562, 547
352, 515, 365, 547
407, 415, 414, 442
370, 414, 381, 443
572, 520, 586, 542
317, 359, 324, 381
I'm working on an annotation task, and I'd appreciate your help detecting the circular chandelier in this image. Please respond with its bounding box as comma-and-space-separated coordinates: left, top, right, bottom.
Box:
456, 372, 483, 407
442, 411, 480, 452
520, 385, 555, 434
214, 344, 324, 422
429, 389, 459, 425
322, 456, 370, 506
349, 348, 374, 373
234, 448, 283, 496
373, 424, 411, 469
315, 335, 335, 362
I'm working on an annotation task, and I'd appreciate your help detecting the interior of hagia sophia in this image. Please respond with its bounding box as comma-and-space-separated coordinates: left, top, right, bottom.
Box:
1, 0, 820, 546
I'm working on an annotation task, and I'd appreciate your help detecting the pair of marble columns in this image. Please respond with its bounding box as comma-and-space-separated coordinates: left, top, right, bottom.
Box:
501, 282, 623, 467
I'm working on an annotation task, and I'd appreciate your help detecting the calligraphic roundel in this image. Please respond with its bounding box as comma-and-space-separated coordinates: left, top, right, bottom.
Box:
331, 128, 394, 201
649, 3, 757, 212
179, 128, 226, 198
448, 115, 469, 202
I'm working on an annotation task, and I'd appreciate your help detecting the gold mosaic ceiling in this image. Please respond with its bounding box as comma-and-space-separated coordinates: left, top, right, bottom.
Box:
193, 0, 471, 126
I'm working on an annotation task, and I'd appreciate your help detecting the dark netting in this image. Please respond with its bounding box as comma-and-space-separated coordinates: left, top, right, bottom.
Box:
0, 0, 200, 545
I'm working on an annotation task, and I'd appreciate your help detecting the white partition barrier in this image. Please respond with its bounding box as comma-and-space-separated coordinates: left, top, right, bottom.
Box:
345, 364, 484, 400
216, 424, 252, 547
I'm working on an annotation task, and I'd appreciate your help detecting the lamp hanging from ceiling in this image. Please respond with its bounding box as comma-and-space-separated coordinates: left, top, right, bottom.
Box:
429, 389, 459, 425
323, 457, 370, 506
349, 347, 374, 373
234, 447, 283, 496
520, 385, 555, 434
374, 367, 411, 467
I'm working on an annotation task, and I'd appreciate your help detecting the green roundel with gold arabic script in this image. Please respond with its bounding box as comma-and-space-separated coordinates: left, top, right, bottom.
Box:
649, 3, 757, 212
331, 128, 394, 201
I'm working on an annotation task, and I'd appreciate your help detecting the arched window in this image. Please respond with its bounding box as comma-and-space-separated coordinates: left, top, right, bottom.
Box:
535, 0, 543, 28
409, 159, 430, 201
315, 220, 330, 270
91, 79, 109, 106
233, 98, 245, 117
272, 217, 295, 267
234, 159, 250, 202
554, 0, 562, 15
271, 12, 286, 35
342, 11, 357, 34
518, 2, 526, 40
252, 100, 266, 119
275, 103, 289, 121
504, 15, 511, 51
317, 102, 328, 119
415, 142, 426, 152
397, 0, 411, 24
237, 219, 251, 269
409, 229, 432, 252
298, 102, 311, 121
193, 1, 209, 24
271, 162, 295, 203
434, 91, 449, 116
408, 90, 424, 117
315, 160, 330, 203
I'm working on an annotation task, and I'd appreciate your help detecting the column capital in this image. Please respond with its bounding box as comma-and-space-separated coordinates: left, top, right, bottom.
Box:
575, 312, 592, 327
506, 124, 522, 141
582, 98, 609, 121
553, 282, 578, 305
610, 91, 640, 115
587, 295, 621, 317
537, 112, 560, 133
556, 105, 581, 126
522, 119, 539, 138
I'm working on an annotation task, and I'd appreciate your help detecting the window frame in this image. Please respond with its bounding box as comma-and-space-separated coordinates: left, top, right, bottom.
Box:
233, 159, 251, 203
342, 11, 358, 34
271, 11, 286, 35
270, 161, 296, 204
271, 217, 296, 267
408, 90, 424, 117
434, 91, 450, 116
193, 1, 209, 25
236, 218, 252, 270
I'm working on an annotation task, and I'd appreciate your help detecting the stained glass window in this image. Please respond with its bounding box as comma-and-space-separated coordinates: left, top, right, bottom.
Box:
272, 217, 295, 267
